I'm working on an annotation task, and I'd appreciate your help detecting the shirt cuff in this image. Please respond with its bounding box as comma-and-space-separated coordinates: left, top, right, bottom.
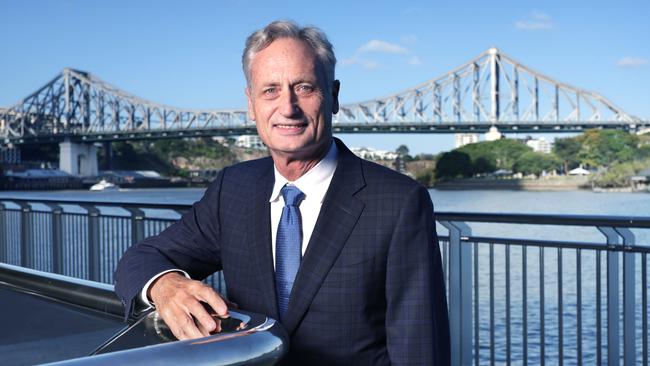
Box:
139, 269, 191, 308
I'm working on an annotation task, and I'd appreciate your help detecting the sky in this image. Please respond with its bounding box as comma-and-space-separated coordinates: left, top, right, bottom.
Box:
1, 0, 648, 155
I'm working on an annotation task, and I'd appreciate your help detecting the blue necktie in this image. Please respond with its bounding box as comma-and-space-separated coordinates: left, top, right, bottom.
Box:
275, 185, 305, 320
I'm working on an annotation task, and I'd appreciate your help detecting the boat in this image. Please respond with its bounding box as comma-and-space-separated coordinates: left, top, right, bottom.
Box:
90, 179, 119, 191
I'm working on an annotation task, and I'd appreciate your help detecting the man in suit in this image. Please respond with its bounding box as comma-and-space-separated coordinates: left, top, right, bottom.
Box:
115, 20, 449, 365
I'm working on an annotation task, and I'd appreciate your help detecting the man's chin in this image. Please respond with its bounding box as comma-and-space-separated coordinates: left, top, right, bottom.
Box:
268, 143, 318, 160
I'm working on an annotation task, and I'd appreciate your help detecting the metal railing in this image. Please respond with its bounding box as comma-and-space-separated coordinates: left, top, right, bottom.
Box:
0, 198, 649, 365
437, 212, 650, 366
0, 198, 224, 290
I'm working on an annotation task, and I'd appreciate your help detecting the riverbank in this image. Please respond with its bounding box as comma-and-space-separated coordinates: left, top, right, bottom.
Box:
434, 176, 590, 191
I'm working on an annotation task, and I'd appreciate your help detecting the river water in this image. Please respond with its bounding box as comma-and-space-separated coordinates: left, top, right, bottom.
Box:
2, 187, 649, 364
3, 187, 649, 215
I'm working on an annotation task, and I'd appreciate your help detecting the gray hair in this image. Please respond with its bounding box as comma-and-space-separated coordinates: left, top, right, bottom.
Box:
242, 20, 336, 91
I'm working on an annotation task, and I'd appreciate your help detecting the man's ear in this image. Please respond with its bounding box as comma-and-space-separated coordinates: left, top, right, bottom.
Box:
245, 87, 256, 121
332, 80, 340, 114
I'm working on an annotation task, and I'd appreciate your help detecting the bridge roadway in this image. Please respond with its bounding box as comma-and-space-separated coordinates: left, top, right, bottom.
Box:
4, 121, 646, 145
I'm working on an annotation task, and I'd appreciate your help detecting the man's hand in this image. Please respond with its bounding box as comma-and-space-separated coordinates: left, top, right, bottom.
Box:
148, 272, 229, 340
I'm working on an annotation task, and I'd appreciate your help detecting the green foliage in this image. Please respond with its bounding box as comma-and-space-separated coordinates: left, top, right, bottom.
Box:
553, 137, 581, 173
108, 138, 235, 176
590, 159, 650, 188
458, 139, 531, 173
430, 129, 643, 184
435, 151, 472, 179
576, 129, 637, 167
396, 144, 410, 157
513, 151, 561, 176
553, 129, 641, 173
415, 170, 436, 187
150, 137, 231, 161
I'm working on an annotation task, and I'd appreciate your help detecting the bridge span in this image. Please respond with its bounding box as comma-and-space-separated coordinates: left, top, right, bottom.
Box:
1, 48, 647, 175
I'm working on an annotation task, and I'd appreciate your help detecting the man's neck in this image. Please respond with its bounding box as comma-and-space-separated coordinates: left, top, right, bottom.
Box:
272, 139, 333, 181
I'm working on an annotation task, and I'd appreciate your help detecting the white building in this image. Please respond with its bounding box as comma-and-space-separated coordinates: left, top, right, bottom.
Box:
485, 126, 502, 141
526, 137, 552, 154
455, 133, 480, 148
235, 135, 265, 149
350, 147, 398, 160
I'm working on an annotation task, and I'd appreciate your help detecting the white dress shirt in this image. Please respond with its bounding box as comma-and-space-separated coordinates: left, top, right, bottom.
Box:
140, 141, 339, 307
269, 141, 338, 267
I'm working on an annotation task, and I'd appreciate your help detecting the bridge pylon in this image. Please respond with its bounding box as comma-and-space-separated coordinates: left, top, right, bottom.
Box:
59, 140, 98, 176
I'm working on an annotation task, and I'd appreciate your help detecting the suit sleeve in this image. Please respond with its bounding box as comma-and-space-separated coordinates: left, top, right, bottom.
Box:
114, 168, 226, 319
385, 185, 450, 365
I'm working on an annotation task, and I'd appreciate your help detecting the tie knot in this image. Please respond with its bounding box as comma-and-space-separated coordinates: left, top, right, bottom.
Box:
281, 185, 305, 207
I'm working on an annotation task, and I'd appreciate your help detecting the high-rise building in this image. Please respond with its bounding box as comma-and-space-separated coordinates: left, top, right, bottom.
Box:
526, 137, 552, 154
454, 133, 480, 148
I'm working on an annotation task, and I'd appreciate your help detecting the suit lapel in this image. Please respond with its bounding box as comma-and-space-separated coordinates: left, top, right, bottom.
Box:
246, 161, 280, 320
282, 140, 366, 334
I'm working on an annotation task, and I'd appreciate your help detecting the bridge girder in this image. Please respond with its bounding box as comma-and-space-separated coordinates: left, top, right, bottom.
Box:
335, 48, 642, 128
1, 48, 646, 145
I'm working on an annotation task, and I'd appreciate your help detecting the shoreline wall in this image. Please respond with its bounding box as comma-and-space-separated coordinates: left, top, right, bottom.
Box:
434, 176, 590, 191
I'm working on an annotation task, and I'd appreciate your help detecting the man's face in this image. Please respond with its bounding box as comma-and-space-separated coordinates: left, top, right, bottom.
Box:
246, 38, 339, 161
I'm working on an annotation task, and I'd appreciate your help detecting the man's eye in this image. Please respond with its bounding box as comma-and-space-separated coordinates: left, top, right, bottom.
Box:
262, 88, 277, 96
296, 84, 315, 94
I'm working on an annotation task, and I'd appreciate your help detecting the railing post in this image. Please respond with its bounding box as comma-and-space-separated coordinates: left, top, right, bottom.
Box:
46, 203, 64, 274
83, 205, 101, 282
126, 208, 145, 246
598, 226, 620, 366
615, 228, 636, 366
440, 221, 472, 366
18, 202, 32, 268
0, 203, 6, 263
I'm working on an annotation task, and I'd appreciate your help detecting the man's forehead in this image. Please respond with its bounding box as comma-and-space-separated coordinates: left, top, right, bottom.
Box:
249, 38, 324, 84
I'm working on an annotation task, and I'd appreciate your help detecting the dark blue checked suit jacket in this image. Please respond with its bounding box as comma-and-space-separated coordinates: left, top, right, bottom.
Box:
115, 139, 450, 365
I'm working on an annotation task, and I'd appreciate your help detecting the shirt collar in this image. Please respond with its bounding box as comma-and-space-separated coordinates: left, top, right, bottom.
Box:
269, 141, 339, 204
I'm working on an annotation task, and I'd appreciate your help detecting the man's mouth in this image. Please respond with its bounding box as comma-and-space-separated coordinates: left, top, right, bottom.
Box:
274, 122, 308, 129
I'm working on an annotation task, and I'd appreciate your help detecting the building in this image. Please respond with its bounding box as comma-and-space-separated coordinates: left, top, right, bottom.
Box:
235, 135, 265, 149
350, 147, 398, 160
455, 133, 480, 148
526, 137, 553, 154
485, 126, 502, 141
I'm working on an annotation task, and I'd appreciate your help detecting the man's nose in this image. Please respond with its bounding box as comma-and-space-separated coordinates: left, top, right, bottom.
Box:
278, 90, 300, 118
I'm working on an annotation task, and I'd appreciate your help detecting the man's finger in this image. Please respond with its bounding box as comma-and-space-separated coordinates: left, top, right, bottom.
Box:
198, 316, 222, 335
170, 307, 206, 340
197, 286, 229, 317
187, 299, 217, 333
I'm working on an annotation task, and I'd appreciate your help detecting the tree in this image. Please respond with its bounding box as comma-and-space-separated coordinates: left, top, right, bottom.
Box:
553, 137, 581, 174
576, 129, 637, 168
457, 138, 531, 173
396, 144, 410, 157
513, 151, 561, 176
435, 151, 472, 179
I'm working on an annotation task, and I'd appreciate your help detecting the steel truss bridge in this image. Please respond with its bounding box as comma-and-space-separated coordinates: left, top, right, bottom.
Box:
1, 48, 646, 145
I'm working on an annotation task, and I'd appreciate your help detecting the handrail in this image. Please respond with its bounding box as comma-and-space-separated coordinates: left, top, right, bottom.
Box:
0, 262, 123, 317
436, 211, 650, 228
0, 197, 190, 212
2, 196, 650, 228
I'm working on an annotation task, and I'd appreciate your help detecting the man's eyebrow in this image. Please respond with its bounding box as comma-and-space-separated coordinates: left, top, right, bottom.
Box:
291, 77, 318, 85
